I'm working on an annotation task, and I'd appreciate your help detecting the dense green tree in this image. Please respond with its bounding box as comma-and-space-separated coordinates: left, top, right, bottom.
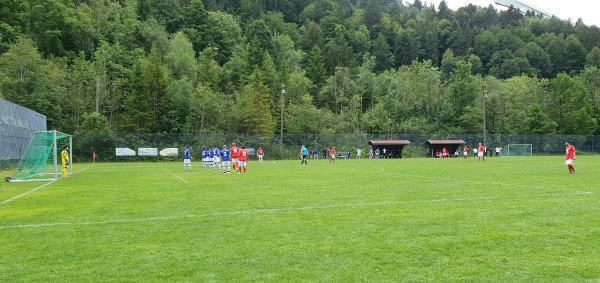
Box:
24, 0, 80, 56
121, 46, 170, 132
165, 32, 197, 81
0, 37, 45, 109
319, 67, 358, 112
80, 111, 111, 133
286, 71, 313, 104
139, 18, 170, 54
526, 105, 557, 134
240, 0, 263, 23
163, 78, 194, 132
349, 25, 371, 59
548, 74, 594, 134
579, 66, 600, 133
182, 0, 208, 50
324, 32, 355, 73
447, 61, 480, 121
499, 6, 523, 27
197, 47, 223, 90
2, 0, 600, 136
474, 31, 499, 69
300, 21, 322, 51
565, 35, 587, 73
271, 34, 303, 83
517, 42, 551, 77
240, 69, 273, 135
437, 1, 453, 21
440, 48, 457, 80
285, 94, 331, 134
204, 11, 243, 63
394, 28, 422, 66
464, 54, 483, 75
356, 55, 377, 110
185, 83, 226, 132
586, 47, 600, 68
565, 107, 597, 135
364, 0, 381, 29
436, 19, 457, 61
246, 19, 273, 52
542, 34, 568, 75
489, 50, 535, 79
362, 102, 394, 133
66, 53, 95, 128
305, 45, 327, 89
222, 44, 250, 93
372, 33, 394, 73
138, 0, 184, 33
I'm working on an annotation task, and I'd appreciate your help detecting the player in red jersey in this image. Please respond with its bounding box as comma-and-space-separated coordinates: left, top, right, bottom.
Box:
463, 145, 469, 159
257, 147, 264, 163
442, 147, 448, 158
238, 146, 248, 174
565, 141, 576, 174
330, 146, 337, 163
230, 143, 239, 171
477, 143, 485, 161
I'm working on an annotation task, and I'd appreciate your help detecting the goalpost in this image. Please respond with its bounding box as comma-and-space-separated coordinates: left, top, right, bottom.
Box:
504, 144, 533, 157
7, 130, 72, 182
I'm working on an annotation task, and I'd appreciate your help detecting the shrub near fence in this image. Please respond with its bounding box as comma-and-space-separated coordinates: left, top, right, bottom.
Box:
72, 133, 600, 162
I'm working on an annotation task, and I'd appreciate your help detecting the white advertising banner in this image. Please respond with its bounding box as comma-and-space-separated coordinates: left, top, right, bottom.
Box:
115, 148, 136, 156
138, 148, 158, 156
159, 148, 178, 157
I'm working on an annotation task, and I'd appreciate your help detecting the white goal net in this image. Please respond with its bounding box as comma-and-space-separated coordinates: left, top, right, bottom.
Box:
504, 144, 532, 157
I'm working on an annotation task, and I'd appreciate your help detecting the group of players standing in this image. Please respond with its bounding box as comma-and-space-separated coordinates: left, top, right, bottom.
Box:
183, 141, 578, 175
183, 143, 265, 174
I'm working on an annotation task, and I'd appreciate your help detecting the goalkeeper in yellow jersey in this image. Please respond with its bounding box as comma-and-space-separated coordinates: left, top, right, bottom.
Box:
61, 147, 70, 177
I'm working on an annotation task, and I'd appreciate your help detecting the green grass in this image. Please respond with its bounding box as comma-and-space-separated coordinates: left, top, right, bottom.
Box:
1, 156, 600, 282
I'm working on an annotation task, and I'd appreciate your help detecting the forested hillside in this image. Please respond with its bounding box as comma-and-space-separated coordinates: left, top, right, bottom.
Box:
1, 0, 600, 135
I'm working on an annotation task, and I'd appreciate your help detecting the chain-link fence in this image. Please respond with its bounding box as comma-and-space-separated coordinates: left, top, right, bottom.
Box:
0, 99, 47, 169
72, 132, 600, 162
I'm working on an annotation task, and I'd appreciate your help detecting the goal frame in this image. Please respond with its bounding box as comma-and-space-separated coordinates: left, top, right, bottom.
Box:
504, 144, 533, 157
8, 130, 72, 183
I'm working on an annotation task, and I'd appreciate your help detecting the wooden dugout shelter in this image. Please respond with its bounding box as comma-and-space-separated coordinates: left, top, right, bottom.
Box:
424, 139, 466, 157
368, 140, 411, 158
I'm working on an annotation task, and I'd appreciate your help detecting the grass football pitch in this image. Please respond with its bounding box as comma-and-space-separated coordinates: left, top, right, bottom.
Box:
1, 156, 600, 281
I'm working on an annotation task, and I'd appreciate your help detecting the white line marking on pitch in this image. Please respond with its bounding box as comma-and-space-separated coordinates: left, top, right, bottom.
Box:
0, 166, 92, 206
0, 191, 592, 230
163, 169, 189, 184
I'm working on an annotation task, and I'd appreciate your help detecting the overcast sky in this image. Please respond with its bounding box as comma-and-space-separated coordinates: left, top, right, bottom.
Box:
429, 0, 600, 27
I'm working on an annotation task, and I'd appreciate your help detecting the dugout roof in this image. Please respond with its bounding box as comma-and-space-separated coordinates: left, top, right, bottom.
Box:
425, 140, 466, 145
368, 140, 411, 146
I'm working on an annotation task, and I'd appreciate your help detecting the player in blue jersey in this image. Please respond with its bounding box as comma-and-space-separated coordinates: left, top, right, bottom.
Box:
212, 146, 221, 172
300, 144, 308, 165
206, 148, 213, 168
183, 145, 192, 172
220, 145, 231, 174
